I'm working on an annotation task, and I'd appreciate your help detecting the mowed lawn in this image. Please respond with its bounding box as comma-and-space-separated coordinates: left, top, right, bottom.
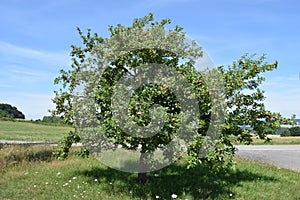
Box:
0, 120, 73, 142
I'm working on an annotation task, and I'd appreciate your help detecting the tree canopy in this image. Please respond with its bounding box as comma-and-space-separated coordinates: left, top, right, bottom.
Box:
52, 13, 294, 183
0, 103, 25, 119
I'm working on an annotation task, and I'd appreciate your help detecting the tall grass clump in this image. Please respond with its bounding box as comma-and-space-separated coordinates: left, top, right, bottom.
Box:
0, 144, 54, 172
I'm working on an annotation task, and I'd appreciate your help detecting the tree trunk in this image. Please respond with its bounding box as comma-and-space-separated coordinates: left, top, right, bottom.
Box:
137, 152, 147, 184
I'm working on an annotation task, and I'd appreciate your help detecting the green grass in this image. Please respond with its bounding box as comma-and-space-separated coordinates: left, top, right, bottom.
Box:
0, 120, 73, 142
0, 145, 299, 200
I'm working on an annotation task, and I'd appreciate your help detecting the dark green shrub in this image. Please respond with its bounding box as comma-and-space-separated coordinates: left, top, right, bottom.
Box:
280, 129, 291, 137
42, 115, 64, 124
289, 126, 300, 136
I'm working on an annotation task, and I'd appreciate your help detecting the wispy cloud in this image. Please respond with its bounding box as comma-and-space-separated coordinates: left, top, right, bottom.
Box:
11, 68, 42, 77
0, 64, 54, 85
263, 75, 300, 90
0, 41, 68, 119
0, 41, 69, 87
0, 41, 69, 66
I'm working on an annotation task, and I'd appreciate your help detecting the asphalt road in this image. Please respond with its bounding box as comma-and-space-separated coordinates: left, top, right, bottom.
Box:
0, 140, 57, 145
236, 145, 300, 173
0, 140, 82, 146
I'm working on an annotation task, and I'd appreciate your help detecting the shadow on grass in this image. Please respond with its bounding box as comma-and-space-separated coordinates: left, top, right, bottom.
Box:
75, 160, 276, 199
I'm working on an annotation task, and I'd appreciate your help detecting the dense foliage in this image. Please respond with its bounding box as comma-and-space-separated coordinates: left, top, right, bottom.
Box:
41, 115, 65, 124
281, 126, 300, 137
52, 13, 294, 182
0, 103, 25, 119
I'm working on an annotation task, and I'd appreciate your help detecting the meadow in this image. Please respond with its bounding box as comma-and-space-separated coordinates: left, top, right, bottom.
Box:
1, 120, 300, 199
0, 144, 300, 200
252, 134, 300, 145
0, 120, 73, 142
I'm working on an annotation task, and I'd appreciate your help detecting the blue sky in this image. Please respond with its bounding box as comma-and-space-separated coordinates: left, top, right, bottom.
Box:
0, 0, 299, 119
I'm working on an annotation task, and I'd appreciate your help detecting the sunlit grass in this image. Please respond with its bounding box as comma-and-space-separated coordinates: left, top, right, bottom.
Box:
252, 135, 300, 145
0, 120, 73, 142
0, 146, 300, 199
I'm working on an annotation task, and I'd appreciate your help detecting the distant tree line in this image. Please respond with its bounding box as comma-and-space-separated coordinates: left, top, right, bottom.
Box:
39, 115, 65, 124
0, 103, 25, 119
281, 126, 300, 137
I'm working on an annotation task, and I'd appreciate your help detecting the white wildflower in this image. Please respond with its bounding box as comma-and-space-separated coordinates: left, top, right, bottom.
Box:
171, 194, 177, 199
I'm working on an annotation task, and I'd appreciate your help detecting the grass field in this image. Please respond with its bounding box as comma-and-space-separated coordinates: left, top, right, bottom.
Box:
0, 145, 299, 200
1, 120, 300, 199
1, 120, 300, 146
0, 120, 73, 142
251, 135, 300, 145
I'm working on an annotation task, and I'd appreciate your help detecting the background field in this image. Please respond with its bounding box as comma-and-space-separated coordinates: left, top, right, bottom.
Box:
1, 120, 300, 145
251, 134, 300, 145
0, 120, 73, 142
